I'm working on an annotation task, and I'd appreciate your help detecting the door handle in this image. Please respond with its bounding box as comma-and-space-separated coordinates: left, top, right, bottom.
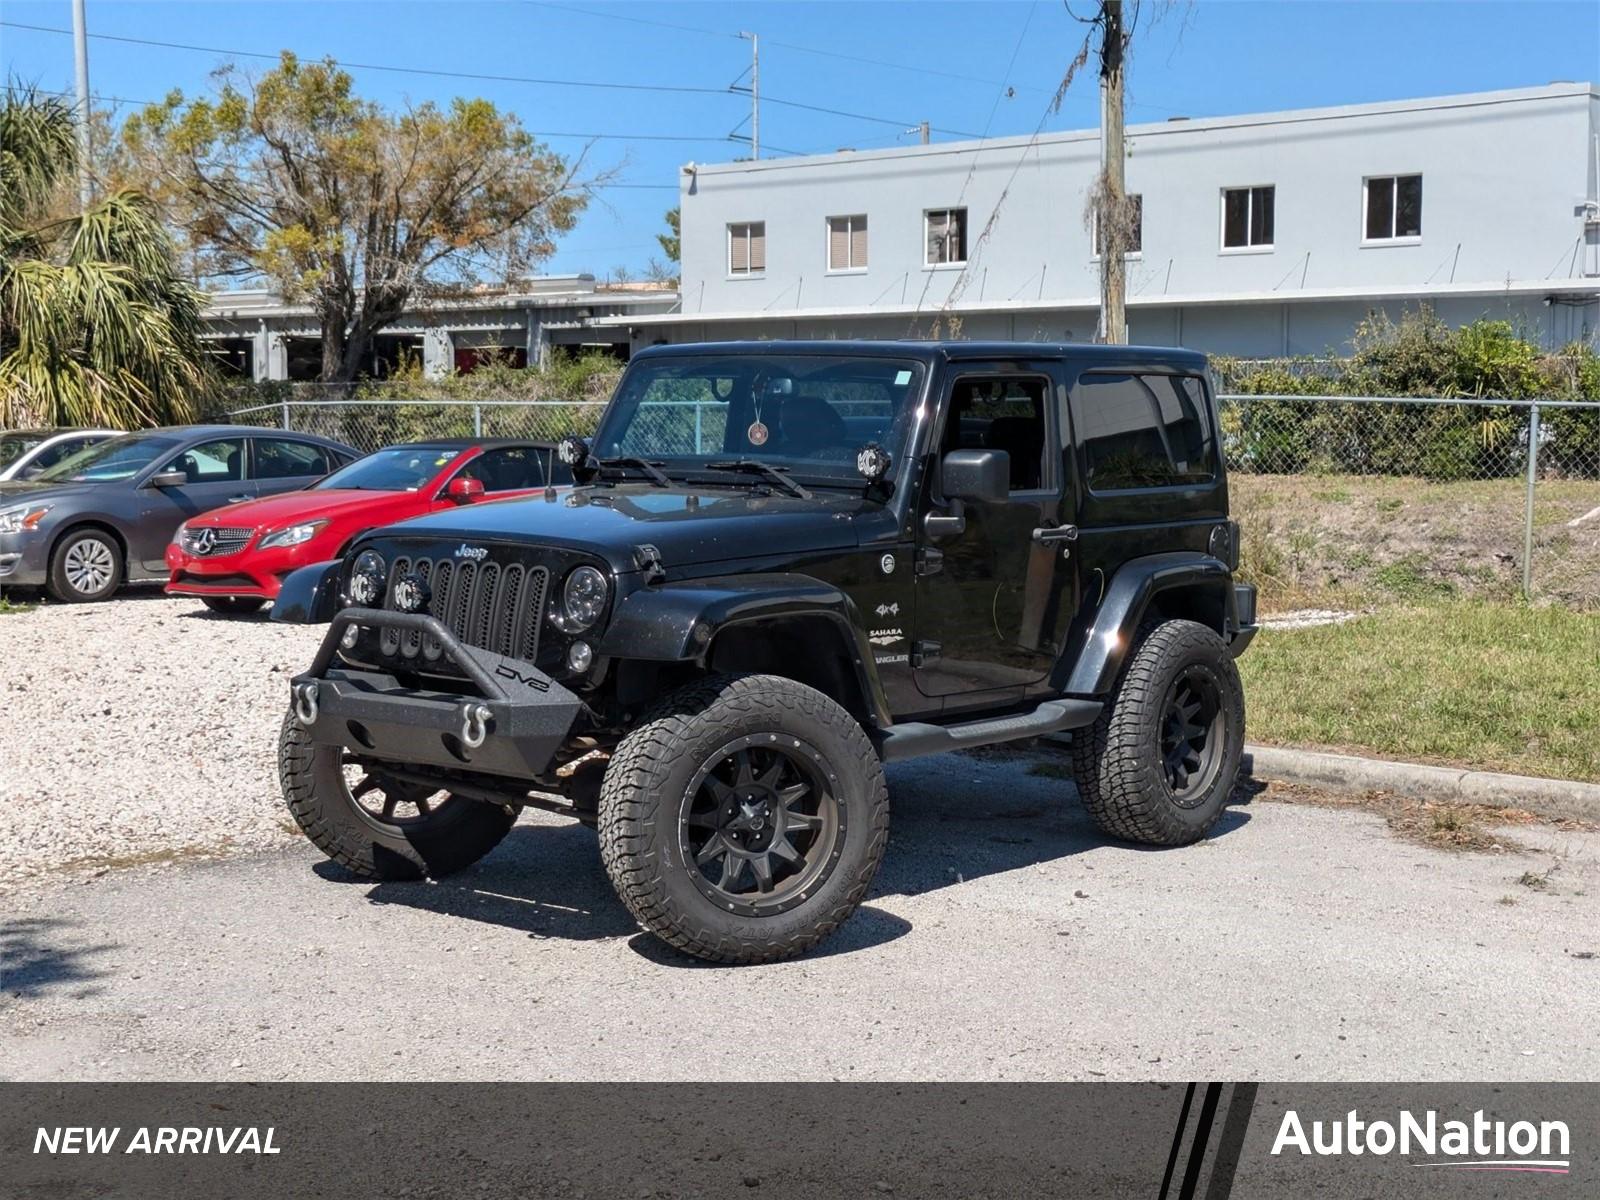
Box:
226, 494, 251, 503
1031, 524, 1078, 543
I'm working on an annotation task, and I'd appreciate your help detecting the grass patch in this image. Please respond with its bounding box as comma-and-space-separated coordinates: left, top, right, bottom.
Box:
1239, 601, 1600, 782
0, 595, 37, 615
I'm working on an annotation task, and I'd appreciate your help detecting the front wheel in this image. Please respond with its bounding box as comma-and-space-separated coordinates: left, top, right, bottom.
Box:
201, 595, 266, 616
47, 528, 123, 602
279, 712, 517, 880
1071, 619, 1245, 846
598, 674, 889, 964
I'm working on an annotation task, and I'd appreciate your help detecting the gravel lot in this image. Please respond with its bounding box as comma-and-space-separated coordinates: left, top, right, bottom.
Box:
3, 592, 1598, 1082
1, 595, 318, 883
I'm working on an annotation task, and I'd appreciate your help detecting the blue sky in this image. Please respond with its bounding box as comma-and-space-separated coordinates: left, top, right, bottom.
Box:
3, 0, 1595, 280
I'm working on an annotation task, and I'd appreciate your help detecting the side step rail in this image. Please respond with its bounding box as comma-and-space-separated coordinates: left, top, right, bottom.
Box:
873, 698, 1102, 764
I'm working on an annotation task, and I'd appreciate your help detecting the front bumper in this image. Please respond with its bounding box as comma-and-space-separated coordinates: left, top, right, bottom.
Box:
290, 607, 584, 781
0, 531, 49, 585
166, 540, 313, 599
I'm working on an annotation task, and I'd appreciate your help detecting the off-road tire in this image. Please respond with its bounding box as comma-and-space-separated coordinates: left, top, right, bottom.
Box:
278, 711, 516, 880
201, 595, 266, 616
47, 527, 123, 603
1071, 619, 1244, 846
598, 673, 890, 964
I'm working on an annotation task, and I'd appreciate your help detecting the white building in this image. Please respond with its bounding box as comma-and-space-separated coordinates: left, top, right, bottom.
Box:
604, 83, 1600, 356
202, 275, 677, 380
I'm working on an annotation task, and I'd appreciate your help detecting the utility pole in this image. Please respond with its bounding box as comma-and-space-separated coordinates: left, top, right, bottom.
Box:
1098, 0, 1127, 344
918, 121, 930, 145
72, 0, 93, 206
738, 31, 760, 160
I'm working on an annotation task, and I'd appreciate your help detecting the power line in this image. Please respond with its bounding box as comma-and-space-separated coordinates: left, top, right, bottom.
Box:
5, 19, 980, 138
1, 21, 731, 97
526, 0, 1062, 96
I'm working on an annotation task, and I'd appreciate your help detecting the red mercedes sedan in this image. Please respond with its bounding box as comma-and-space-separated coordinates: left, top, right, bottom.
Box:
166, 439, 568, 615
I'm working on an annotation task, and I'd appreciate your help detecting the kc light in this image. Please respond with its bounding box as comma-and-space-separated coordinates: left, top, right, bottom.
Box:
0, 503, 53, 535
260, 520, 328, 550
349, 550, 387, 607
561, 565, 608, 631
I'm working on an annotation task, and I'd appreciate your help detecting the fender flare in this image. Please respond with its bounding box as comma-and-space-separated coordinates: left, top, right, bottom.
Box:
271, 559, 342, 624
1053, 552, 1237, 697
595, 573, 892, 728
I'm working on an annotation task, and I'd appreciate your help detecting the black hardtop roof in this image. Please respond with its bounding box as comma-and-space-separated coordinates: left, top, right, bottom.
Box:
631, 339, 1209, 371
374, 438, 559, 453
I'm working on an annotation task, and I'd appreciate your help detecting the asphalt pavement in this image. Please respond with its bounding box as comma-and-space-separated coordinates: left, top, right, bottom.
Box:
4, 751, 1597, 1083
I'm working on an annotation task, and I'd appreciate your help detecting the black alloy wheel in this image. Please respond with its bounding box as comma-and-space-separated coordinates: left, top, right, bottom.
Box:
679, 735, 843, 917
1159, 667, 1226, 806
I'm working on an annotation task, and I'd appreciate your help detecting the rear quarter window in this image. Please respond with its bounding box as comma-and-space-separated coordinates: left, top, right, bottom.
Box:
1070, 372, 1216, 491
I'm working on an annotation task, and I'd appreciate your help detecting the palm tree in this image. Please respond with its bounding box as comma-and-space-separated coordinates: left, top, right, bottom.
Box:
1, 85, 212, 429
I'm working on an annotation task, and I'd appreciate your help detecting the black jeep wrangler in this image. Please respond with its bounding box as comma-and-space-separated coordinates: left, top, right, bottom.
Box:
274, 341, 1257, 963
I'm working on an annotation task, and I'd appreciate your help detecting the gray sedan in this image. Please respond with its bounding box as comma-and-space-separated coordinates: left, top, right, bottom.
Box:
0, 425, 357, 602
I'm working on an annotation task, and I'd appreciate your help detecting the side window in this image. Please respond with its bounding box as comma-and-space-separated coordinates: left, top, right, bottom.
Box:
162, 438, 245, 483
255, 438, 332, 480
943, 376, 1049, 492
456, 447, 549, 492
1071, 373, 1215, 491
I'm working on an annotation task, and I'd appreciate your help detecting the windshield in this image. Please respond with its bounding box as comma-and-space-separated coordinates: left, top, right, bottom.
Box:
591, 354, 927, 484
34, 433, 178, 483
315, 447, 460, 492
0, 434, 47, 470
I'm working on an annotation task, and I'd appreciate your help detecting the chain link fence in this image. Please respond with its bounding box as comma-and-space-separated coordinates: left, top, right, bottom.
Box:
229, 392, 1600, 608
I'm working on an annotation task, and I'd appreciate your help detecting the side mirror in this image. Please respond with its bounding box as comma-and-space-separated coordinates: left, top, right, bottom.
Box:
447, 476, 485, 504
147, 469, 188, 489
941, 449, 1010, 504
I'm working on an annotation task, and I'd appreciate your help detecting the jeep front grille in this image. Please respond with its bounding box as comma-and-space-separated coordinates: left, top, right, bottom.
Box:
377, 555, 549, 667
181, 526, 253, 557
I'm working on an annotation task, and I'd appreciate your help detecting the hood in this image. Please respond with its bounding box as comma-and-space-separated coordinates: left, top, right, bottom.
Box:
187, 488, 394, 530
0, 479, 102, 504
369, 483, 882, 570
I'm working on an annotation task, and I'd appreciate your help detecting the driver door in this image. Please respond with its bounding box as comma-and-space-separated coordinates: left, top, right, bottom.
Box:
133, 437, 253, 570
912, 365, 1075, 710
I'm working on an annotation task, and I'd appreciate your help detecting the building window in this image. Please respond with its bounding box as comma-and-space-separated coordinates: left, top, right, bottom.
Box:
925, 208, 967, 266
827, 214, 868, 272
1221, 185, 1274, 250
1092, 194, 1143, 257
1364, 174, 1422, 241
728, 222, 766, 276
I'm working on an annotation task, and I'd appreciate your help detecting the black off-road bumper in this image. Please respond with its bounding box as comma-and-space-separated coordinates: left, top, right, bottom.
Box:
288, 608, 582, 781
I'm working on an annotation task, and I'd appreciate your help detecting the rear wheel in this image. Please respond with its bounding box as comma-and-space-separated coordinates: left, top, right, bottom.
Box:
598, 674, 889, 964
47, 528, 123, 602
279, 712, 517, 880
1071, 619, 1245, 846
200, 595, 266, 616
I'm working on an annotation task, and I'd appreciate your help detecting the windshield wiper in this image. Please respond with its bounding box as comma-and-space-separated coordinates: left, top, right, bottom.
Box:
596, 456, 672, 487
702, 460, 812, 500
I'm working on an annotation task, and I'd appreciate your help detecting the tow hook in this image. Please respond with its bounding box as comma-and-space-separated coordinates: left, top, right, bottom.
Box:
292, 681, 320, 726
459, 702, 492, 750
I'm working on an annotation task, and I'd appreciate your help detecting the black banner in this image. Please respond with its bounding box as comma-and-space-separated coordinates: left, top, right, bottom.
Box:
2, 1083, 1594, 1198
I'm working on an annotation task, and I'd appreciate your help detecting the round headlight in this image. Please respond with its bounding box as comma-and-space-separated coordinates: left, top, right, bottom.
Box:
349, 550, 386, 607
562, 565, 608, 630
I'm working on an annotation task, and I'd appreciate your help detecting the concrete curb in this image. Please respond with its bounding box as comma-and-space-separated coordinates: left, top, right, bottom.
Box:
1243, 744, 1600, 825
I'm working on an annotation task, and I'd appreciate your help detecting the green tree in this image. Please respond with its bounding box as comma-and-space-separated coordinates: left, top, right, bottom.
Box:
0, 85, 210, 428
657, 206, 680, 263
119, 53, 595, 383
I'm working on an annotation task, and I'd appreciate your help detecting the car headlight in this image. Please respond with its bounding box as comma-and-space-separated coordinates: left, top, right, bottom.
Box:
349, 549, 387, 607
259, 520, 328, 550
0, 503, 52, 535
561, 565, 608, 630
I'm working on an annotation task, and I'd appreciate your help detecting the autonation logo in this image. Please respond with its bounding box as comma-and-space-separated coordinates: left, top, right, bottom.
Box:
1272, 1109, 1571, 1174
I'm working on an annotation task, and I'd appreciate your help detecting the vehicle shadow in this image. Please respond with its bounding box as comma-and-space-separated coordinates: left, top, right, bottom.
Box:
0, 916, 115, 1000
335, 749, 1256, 964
